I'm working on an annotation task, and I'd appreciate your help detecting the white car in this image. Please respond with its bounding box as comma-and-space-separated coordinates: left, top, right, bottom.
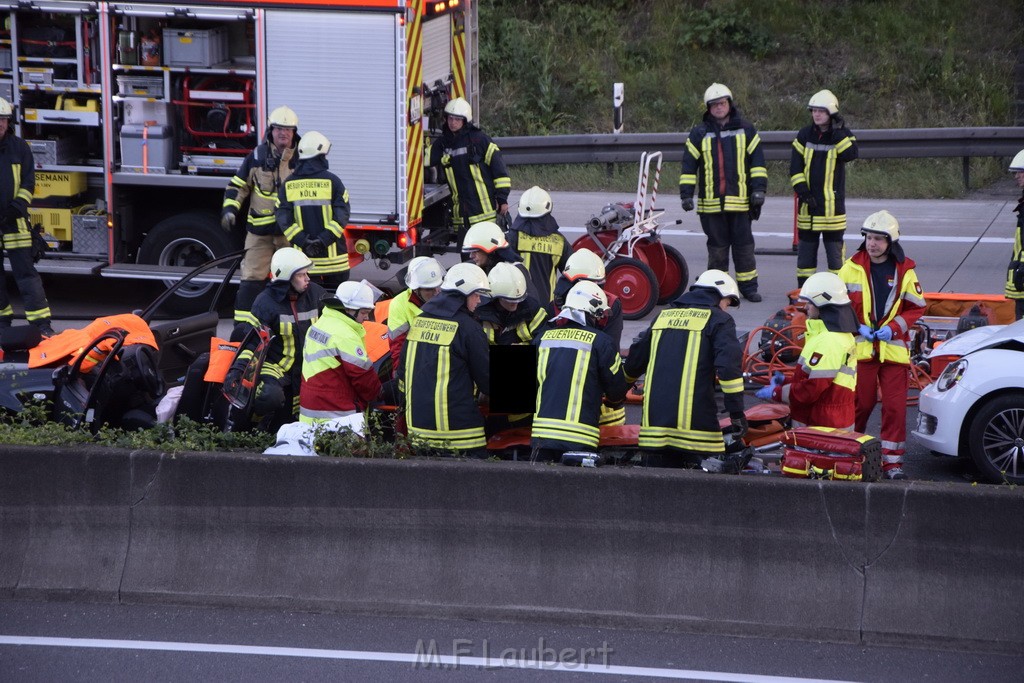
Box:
913, 319, 1024, 484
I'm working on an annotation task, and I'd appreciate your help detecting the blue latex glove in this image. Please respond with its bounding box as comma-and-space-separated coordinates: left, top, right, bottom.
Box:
755, 385, 774, 400
874, 326, 893, 341
858, 324, 875, 339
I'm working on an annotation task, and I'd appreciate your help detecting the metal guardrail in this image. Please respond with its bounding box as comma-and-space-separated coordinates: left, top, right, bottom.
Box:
496, 127, 1024, 164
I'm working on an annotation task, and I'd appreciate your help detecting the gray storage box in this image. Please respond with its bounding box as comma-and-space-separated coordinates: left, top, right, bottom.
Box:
120, 124, 176, 173
162, 26, 229, 67
72, 214, 108, 255
117, 74, 164, 98
27, 137, 82, 165
0, 48, 11, 70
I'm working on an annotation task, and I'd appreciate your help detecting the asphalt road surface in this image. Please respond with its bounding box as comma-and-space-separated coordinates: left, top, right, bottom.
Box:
14, 187, 1019, 483
2, 600, 1022, 682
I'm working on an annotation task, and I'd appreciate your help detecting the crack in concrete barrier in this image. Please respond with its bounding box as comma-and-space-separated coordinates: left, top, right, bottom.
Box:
117, 452, 164, 603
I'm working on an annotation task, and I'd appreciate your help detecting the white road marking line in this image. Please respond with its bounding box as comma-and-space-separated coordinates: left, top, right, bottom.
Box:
558, 226, 1013, 243
0, 635, 861, 682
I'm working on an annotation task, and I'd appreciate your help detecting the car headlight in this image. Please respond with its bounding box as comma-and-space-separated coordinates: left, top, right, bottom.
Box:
936, 358, 967, 392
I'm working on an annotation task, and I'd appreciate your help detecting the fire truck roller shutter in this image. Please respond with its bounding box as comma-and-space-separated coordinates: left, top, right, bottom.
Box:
264, 10, 400, 226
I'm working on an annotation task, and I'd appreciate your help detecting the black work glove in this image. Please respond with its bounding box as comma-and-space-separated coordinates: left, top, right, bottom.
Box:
303, 238, 327, 259
749, 205, 762, 221
749, 191, 765, 208
2, 206, 21, 233
729, 413, 749, 439
1014, 261, 1024, 291
681, 197, 695, 212
223, 366, 242, 390
798, 190, 818, 210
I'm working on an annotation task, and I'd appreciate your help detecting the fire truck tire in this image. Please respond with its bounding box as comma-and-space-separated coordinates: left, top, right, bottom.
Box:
605, 257, 659, 320
138, 212, 240, 314
967, 392, 1024, 484
656, 244, 689, 305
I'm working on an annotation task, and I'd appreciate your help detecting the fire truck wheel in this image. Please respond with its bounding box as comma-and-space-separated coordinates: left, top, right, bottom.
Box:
605, 257, 659, 320
138, 211, 240, 314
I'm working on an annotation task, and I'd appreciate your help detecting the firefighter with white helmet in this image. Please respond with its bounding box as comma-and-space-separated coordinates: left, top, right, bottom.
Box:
430, 96, 511, 243
222, 105, 301, 335
398, 262, 492, 456
506, 186, 571, 305
757, 271, 859, 433
462, 220, 537, 300
625, 269, 747, 467
0, 96, 54, 336
1004, 148, 1024, 320
548, 249, 623, 353
276, 130, 352, 292
476, 261, 546, 345
299, 280, 383, 424
790, 89, 859, 286
839, 211, 926, 479
680, 83, 767, 302
226, 247, 327, 430
383, 256, 447, 371
531, 280, 628, 462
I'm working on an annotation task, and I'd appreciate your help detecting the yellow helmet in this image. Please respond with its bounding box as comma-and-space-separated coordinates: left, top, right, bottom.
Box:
462, 221, 507, 253
487, 262, 528, 302
807, 89, 839, 115
1009, 149, 1024, 172
444, 97, 472, 123
861, 210, 900, 242
799, 272, 851, 308
270, 247, 312, 282
404, 256, 445, 289
563, 280, 608, 316
268, 105, 298, 129
441, 262, 491, 296
692, 269, 740, 307
518, 186, 552, 218
703, 83, 733, 106
298, 131, 331, 160
563, 249, 606, 283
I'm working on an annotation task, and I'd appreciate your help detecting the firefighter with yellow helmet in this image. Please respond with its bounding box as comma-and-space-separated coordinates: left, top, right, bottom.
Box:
839, 211, 925, 479
790, 89, 859, 286
625, 269, 747, 467
679, 84, 768, 302
1006, 148, 1024, 320
506, 186, 571, 305
398, 262, 492, 456
276, 130, 352, 291
531, 280, 628, 462
0, 96, 54, 336
477, 262, 546, 345
430, 97, 511, 243
756, 271, 859, 431
222, 105, 300, 335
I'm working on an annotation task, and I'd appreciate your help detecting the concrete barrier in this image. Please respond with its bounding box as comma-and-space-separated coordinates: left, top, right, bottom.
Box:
1, 446, 1022, 653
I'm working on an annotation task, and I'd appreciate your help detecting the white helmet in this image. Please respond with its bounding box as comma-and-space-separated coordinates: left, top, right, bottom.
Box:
563, 280, 608, 316
441, 262, 491, 296
298, 130, 331, 160
703, 82, 733, 106
1009, 149, 1024, 172
268, 105, 298, 129
692, 269, 740, 307
861, 210, 900, 242
404, 256, 445, 289
462, 221, 508, 253
270, 247, 312, 282
0, 97, 12, 118
335, 280, 378, 311
799, 272, 851, 308
444, 97, 472, 123
563, 249, 606, 283
807, 89, 839, 115
518, 186, 552, 218
487, 262, 528, 302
